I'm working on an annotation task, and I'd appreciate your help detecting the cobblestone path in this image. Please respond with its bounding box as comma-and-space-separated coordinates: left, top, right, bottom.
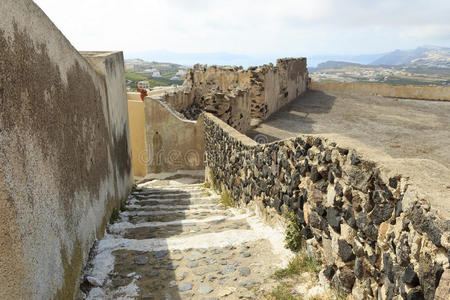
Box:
82, 177, 293, 300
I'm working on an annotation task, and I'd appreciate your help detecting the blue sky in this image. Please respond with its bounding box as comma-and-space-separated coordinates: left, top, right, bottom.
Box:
34, 0, 450, 64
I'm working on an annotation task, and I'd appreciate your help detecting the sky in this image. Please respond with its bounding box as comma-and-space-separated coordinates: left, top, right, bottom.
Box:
33, 0, 450, 65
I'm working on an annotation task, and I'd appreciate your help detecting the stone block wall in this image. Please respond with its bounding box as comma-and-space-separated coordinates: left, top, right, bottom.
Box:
203, 113, 450, 299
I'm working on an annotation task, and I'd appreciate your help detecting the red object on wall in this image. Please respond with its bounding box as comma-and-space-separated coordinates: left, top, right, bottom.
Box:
137, 88, 148, 101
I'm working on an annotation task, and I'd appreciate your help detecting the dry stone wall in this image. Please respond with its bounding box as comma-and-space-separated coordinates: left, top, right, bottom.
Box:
203, 113, 450, 300
160, 58, 308, 133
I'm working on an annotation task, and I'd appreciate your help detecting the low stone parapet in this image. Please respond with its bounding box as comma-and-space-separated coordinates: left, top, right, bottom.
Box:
311, 81, 450, 101
203, 112, 450, 299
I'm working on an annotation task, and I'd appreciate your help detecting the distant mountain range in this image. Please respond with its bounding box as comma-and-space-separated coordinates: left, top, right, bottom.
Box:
124, 51, 277, 68
370, 46, 450, 68
125, 46, 450, 70
311, 46, 450, 71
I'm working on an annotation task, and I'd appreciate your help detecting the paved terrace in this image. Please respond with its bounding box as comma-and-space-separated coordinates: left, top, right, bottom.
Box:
248, 89, 450, 169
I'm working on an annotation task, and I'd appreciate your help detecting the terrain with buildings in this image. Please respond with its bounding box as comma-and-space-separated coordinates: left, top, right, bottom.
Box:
311, 46, 450, 86
125, 59, 186, 91
1, 1, 450, 300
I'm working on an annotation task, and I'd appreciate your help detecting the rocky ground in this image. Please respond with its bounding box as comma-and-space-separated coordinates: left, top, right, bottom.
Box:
80, 174, 331, 300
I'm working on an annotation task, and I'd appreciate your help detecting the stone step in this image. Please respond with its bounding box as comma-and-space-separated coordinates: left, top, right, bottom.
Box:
125, 210, 233, 224
125, 203, 220, 212
136, 183, 206, 190
130, 196, 220, 206
133, 193, 215, 201
122, 208, 223, 217
109, 214, 252, 234
108, 239, 277, 300
98, 229, 267, 252
120, 219, 251, 240
133, 190, 212, 198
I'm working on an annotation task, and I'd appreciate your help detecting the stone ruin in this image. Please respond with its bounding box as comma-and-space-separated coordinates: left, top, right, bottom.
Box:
159, 58, 309, 133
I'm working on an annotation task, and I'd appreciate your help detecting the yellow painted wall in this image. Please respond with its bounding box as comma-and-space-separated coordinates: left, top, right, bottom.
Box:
127, 100, 147, 177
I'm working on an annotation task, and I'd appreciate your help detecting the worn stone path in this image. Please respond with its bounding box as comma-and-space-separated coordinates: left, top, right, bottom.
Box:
82, 177, 294, 300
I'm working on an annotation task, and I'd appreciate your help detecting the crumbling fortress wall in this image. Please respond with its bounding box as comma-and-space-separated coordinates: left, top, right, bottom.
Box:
0, 1, 132, 299
160, 58, 308, 133
204, 113, 450, 299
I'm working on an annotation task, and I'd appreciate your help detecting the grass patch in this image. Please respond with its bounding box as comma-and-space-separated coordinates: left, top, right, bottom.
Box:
203, 181, 211, 189
273, 252, 322, 279
109, 208, 120, 224
220, 190, 234, 208
267, 282, 301, 300
120, 201, 127, 212
208, 169, 218, 191
284, 211, 303, 252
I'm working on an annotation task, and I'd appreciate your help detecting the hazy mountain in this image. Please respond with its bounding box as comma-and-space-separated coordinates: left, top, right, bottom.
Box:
124, 50, 277, 68
370, 46, 450, 68
310, 61, 364, 72
125, 46, 450, 70
307, 54, 385, 68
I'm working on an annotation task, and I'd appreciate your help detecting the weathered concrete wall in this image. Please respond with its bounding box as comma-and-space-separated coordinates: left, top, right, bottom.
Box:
82, 51, 133, 202
144, 95, 204, 173
127, 100, 147, 178
204, 113, 450, 299
311, 81, 450, 101
0, 1, 132, 299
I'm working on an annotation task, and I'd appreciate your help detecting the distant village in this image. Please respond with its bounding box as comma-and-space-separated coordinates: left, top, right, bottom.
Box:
124, 59, 187, 91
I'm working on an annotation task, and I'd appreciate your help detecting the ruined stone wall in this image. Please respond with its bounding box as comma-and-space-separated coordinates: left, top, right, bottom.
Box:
0, 1, 132, 299
160, 58, 308, 133
204, 113, 450, 299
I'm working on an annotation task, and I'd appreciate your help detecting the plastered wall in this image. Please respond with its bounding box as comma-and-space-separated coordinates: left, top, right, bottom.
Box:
144, 96, 205, 173
0, 1, 132, 299
127, 100, 147, 178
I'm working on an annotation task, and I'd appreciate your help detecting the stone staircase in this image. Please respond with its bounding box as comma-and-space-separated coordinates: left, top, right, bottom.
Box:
82, 178, 293, 300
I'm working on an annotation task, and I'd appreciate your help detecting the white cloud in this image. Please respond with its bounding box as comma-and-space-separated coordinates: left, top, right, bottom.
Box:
33, 0, 450, 57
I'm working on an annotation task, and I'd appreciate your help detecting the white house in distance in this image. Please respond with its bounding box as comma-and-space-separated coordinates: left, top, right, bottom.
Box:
137, 81, 150, 89
152, 71, 161, 78
176, 69, 187, 77
170, 76, 180, 81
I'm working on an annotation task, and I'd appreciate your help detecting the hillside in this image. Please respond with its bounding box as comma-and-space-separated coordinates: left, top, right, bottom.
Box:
310, 61, 363, 72
125, 59, 186, 91
311, 46, 450, 86
370, 46, 450, 68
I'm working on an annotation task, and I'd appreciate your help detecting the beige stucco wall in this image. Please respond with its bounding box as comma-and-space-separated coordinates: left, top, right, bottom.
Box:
0, 1, 132, 299
311, 81, 450, 101
144, 96, 205, 173
127, 100, 147, 177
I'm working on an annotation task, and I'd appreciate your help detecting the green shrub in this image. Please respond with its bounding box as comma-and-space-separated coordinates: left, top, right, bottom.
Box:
109, 208, 120, 224
268, 283, 301, 300
273, 252, 322, 279
220, 190, 234, 208
285, 211, 302, 252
